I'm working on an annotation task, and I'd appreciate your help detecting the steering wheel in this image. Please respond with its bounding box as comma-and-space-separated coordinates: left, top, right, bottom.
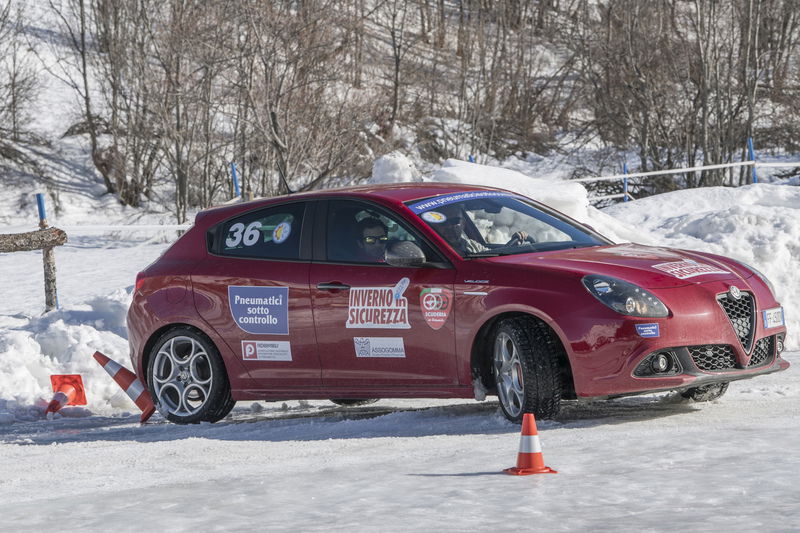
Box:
507, 232, 536, 246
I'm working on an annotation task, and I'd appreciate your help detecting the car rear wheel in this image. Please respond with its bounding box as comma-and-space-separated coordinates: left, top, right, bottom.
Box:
492, 316, 563, 423
147, 327, 235, 424
330, 399, 379, 406
681, 382, 729, 402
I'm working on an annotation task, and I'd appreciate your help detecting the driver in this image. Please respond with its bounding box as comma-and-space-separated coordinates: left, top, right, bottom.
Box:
434, 205, 528, 256
355, 217, 389, 263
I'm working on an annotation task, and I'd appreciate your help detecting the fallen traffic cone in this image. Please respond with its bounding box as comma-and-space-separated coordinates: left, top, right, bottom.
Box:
44, 374, 87, 416
504, 413, 557, 475
92, 351, 156, 423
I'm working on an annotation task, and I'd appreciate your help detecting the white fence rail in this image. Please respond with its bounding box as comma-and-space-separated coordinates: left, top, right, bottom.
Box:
577, 160, 799, 202
58, 224, 191, 233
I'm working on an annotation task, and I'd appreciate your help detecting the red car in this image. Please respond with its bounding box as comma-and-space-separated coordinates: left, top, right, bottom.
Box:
127, 183, 789, 424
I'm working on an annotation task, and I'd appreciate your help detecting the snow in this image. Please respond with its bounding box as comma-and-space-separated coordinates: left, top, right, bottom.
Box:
1, 158, 799, 530
1, 375, 799, 531
371, 151, 420, 183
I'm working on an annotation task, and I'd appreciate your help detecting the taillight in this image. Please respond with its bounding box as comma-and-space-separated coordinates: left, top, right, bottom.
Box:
135, 272, 145, 293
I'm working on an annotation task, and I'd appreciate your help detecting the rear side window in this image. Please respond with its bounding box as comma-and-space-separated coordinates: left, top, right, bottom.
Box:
216, 203, 305, 260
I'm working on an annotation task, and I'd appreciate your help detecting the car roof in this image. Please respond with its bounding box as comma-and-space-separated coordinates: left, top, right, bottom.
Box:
196, 182, 503, 224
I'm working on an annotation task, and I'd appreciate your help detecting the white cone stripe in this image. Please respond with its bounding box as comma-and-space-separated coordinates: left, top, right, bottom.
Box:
126, 379, 145, 401
102, 358, 124, 377
51, 392, 68, 406
519, 435, 542, 454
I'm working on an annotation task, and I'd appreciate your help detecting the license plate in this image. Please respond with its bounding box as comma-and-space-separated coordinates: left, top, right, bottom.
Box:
763, 307, 785, 329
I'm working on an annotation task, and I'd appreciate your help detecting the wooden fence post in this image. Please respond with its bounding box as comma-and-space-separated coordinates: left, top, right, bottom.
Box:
35, 193, 60, 312
0, 195, 67, 313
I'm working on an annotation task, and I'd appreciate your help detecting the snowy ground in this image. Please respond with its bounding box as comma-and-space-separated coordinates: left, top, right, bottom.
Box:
1, 364, 798, 532
1, 160, 798, 531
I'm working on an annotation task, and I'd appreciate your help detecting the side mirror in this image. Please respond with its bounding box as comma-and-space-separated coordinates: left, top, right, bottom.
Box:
384, 241, 426, 268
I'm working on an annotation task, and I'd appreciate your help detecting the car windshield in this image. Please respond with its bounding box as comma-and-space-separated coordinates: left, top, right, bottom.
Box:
407, 191, 610, 258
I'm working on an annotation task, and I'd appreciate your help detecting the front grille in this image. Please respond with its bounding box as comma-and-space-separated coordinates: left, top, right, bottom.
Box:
749, 336, 775, 368
688, 336, 775, 371
717, 292, 755, 353
688, 344, 737, 371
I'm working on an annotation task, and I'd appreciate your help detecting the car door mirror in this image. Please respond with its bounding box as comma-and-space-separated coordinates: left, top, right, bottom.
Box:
385, 241, 426, 268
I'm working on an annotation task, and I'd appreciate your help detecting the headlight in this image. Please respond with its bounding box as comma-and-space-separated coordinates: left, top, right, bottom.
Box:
734, 260, 776, 296
582, 275, 669, 318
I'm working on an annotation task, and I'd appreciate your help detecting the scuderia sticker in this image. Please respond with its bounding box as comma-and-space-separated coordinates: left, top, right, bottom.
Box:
346, 278, 411, 329
652, 259, 730, 279
420, 288, 453, 330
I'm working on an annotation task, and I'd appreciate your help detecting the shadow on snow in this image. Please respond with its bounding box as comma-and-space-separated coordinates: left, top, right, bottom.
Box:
0, 393, 703, 446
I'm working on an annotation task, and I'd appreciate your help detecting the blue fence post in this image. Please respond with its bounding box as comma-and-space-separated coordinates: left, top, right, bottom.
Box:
747, 137, 758, 184
230, 162, 241, 198
623, 163, 629, 202
36, 192, 48, 228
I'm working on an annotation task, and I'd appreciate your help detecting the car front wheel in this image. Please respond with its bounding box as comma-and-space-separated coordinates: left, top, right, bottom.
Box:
147, 327, 234, 424
492, 316, 563, 423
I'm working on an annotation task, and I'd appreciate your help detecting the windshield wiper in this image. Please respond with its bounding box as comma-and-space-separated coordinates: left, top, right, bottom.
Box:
464, 252, 503, 258
466, 242, 598, 257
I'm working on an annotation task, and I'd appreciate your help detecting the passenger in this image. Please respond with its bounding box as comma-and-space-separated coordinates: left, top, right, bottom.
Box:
355, 217, 389, 263
434, 205, 528, 256
435, 207, 487, 255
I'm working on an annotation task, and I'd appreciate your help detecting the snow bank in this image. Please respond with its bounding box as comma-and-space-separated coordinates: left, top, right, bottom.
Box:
0, 289, 138, 421
371, 151, 420, 184
605, 183, 800, 349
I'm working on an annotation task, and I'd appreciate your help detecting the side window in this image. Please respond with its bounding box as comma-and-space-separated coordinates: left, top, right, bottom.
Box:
326, 200, 439, 264
217, 203, 305, 260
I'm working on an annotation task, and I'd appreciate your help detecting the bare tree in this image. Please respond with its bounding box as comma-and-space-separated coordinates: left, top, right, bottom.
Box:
0, 1, 40, 141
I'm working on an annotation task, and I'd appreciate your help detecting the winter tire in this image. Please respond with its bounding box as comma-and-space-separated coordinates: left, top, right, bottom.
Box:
681, 382, 729, 402
147, 327, 235, 424
492, 316, 564, 423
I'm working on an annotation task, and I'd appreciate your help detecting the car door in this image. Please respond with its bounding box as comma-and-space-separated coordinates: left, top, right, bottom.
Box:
192, 201, 322, 388
309, 199, 458, 387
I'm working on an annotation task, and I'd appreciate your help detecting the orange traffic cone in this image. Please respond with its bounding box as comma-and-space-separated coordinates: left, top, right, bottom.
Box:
504, 413, 557, 475
44, 374, 87, 416
92, 351, 156, 423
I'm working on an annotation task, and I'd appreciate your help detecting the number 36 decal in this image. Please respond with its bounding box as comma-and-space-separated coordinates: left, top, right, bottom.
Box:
225, 221, 262, 248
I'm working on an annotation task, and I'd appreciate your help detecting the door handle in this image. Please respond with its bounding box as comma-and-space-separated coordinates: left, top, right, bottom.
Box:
316, 282, 351, 291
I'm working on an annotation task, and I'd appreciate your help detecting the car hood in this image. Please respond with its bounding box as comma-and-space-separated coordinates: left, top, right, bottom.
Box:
489, 243, 747, 289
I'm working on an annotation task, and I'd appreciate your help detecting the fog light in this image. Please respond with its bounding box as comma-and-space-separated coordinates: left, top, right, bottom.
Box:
634, 350, 682, 377
651, 353, 670, 373
777, 339, 784, 353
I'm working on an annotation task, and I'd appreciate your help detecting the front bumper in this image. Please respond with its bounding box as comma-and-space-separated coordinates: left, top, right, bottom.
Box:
566, 279, 789, 398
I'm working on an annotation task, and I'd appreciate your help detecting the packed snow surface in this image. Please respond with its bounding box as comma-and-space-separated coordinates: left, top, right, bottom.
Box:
2, 159, 799, 531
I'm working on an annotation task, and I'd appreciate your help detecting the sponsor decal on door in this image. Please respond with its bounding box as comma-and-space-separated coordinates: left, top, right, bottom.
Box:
346, 279, 410, 329
353, 337, 406, 358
